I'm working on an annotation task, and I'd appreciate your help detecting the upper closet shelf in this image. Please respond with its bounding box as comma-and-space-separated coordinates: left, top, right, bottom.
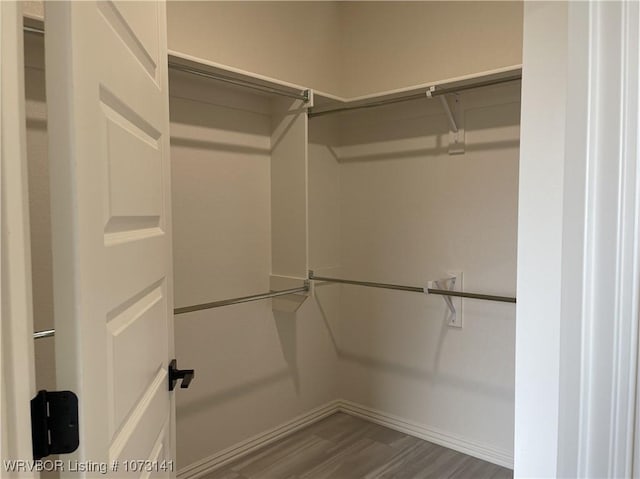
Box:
168, 51, 313, 104
309, 65, 522, 118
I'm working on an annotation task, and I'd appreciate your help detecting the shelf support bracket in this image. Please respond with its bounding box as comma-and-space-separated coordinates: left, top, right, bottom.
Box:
427, 272, 464, 328
439, 95, 459, 132
303, 89, 314, 108
427, 87, 465, 155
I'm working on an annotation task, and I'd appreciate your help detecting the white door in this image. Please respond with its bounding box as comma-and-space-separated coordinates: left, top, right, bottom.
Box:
45, 1, 176, 475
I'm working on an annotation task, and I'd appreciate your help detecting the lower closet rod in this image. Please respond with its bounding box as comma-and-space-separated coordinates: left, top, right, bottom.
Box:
308, 271, 516, 304
33, 329, 55, 340
33, 285, 310, 338
174, 284, 310, 315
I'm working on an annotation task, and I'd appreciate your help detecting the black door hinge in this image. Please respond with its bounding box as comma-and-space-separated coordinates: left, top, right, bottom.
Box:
31, 390, 79, 460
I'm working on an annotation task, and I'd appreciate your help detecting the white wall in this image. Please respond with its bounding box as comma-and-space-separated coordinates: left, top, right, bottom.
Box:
167, 1, 342, 95
338, 1, 523, 98
167, 1, 523, 99
309, 83, 520, 465
169, 71, 340, 470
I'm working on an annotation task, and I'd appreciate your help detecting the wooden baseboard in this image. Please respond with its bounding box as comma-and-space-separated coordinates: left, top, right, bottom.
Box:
178, 399, 513, 478
177, 400, 341, 479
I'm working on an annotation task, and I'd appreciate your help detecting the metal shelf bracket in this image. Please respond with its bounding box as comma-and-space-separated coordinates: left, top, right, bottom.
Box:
427, 272, 463, 328
427, 87, 465, 155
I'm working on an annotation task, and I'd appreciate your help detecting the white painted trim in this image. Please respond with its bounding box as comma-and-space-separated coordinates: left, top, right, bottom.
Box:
0, 1, 37, 466
176, 401, 342, 479
341, 64, 522, 104
168, 50, 312, 98
177, 399, 513, 479
517, 2, 640, 476
571, 2, 640, 477
168, 48, 521, 108
337, 400, 513, 469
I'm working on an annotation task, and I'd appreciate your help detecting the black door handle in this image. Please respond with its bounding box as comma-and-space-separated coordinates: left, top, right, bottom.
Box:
168, 359, 195, 391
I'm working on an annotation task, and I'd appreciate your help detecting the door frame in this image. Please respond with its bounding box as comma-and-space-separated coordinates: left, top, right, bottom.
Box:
515, 1, 640, 477
0, 0, 37, 467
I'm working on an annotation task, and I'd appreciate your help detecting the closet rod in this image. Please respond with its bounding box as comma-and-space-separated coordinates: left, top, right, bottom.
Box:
24, 25, 44, 35
34, 329, 55, 340
169, 63, 311, 102
174, 284, 309, 315
34, 286, 310, 337
308, 73, 522, 118
20, 24, 311, 103
308, 271, 516, 304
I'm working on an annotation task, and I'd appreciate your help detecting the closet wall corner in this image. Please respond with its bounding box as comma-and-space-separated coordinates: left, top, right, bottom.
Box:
307, 75, 520, 465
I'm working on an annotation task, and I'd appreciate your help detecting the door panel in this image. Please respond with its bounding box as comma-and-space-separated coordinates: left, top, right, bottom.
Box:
106, 281, 167, 441
98, 1, 160, 82
45, 1, 174, 474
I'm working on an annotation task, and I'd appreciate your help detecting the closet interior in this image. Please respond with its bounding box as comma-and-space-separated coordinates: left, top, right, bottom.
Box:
170, 53, 312, 317
167, 51, 520, 473
24, 7, 520, 477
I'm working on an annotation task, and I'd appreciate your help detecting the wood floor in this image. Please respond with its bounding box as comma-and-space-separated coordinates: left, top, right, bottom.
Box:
203, 413, 513, 479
